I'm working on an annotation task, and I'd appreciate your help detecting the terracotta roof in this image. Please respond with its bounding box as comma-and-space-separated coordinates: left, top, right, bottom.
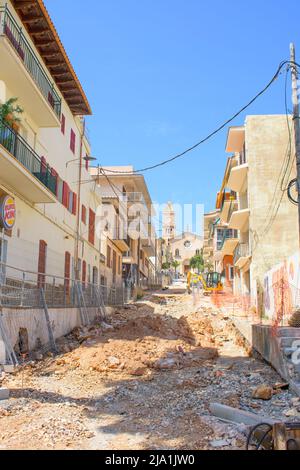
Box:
11, 0, 92, 115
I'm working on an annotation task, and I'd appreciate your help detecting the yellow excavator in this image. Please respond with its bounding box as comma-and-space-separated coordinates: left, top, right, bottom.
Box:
187, 271, 223, 296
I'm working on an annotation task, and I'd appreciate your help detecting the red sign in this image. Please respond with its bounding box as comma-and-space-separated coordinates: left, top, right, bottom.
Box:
0, 195, 16, 230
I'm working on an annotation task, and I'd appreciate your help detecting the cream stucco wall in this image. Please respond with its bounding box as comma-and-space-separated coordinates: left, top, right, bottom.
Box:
169, 232, 204, 275
0, 0, 103, 286
246, 115, 298, 302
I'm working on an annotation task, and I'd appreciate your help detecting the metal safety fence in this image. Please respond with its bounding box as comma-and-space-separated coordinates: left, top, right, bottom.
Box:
0, 262, 125, 309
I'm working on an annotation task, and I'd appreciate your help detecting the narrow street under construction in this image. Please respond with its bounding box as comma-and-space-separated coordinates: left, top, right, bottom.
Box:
1, 281, 299, 451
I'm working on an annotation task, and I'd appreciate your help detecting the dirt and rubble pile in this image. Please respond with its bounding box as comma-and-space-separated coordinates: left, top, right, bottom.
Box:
49, 303, 219, 377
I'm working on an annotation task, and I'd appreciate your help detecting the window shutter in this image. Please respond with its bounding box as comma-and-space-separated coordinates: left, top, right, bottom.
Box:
70, 129, 76, 154
61, 114, 65, 135
72, 193, 77, 215
82, 260, 86, 284
62, 182, 69, 208
81, 205, 86, 224
41, 156, 47, 174
50, 168, 58, 196
88, 208, 95, 245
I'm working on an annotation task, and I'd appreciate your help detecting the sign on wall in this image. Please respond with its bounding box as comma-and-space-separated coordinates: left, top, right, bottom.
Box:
0, 195, 16, 230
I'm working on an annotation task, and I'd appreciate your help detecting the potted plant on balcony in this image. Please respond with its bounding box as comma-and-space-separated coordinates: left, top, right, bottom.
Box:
0, 97, 23, 132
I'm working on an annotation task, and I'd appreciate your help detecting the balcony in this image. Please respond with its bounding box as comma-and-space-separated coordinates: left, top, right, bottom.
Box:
220, 229, 239, 256
234, 243, 251, 269
122, 252, 135, 264
227, 163, 248, 193
142, 238, 155, 256
111, 230, 130, 253
0, 119, 56, 203
0, 6, 61, 127
219, 191, 237, 224
228, 208, 250, 231
126, 192, 146, 206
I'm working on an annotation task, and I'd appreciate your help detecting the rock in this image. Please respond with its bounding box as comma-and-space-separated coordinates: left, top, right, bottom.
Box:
101, 322, 114, 331
252, 385, 273, 401
210, 439, 230, 448
129, 368, 147, 376
154, 357, 177, 370
107, 356, 120, 368
291, 397, 300, 406
284, 408, 300, 417
177, 379, 198, 388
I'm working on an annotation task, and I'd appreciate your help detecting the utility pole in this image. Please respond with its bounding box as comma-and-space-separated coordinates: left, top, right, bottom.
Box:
290, 43, 300, 241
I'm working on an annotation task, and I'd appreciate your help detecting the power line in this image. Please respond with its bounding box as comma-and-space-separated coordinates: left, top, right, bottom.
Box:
101, 60, 300, 175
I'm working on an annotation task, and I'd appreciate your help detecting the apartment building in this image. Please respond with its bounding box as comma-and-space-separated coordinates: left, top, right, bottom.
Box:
217, 115, 298, 312
203, 210, 218, 268
0, 1, 102, 286
89, 166, 157, 288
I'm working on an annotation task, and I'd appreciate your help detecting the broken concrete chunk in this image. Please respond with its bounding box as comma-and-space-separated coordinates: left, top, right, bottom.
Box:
210, 439, 230, 448
0, 388, 9, 400
252, 385, 273, 401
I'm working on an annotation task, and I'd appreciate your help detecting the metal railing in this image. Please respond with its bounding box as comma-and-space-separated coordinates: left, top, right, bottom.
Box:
0, 5, 61, 119
126, 192, 146, 205
219, 229, 238, 250
220, 191, 237, 212
0, 118, 57, 195
0, 262, 126, 309
234, 243, 250, 265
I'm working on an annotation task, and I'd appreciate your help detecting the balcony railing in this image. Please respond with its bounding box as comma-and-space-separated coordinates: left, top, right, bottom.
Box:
219, 229, 238, 250
220, 190, 237, 211
0, 119, 56, 195
126, 192, 146, 205
0, 6, 61, 119
234, 243, 250, 265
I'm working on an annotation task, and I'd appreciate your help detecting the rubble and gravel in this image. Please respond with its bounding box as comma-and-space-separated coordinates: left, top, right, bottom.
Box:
1, 287, 299, 450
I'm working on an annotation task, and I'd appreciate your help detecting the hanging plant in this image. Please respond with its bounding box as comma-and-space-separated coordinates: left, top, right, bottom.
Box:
0, 97, 23, 132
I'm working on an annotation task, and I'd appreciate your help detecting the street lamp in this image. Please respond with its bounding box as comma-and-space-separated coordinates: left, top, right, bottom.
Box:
66, 155, 97, 168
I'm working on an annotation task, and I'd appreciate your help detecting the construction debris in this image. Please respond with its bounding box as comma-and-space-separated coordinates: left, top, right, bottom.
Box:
0, 288, 299, 450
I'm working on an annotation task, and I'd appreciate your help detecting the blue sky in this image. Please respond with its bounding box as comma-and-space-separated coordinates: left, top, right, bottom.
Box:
45, 0, 299, 230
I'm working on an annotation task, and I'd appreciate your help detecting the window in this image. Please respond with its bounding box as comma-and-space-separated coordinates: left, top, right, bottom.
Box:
61, 114, 65, 135
107, 245, 111, 268
175, 249, 180, 258
118, 256, 121, 275
196, 249, 200, 256
88, 208, 95, 245
70, 129, 76, 154
229, 266, 234, 281
93, 267, 98, 285
81, 205, 87, 224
